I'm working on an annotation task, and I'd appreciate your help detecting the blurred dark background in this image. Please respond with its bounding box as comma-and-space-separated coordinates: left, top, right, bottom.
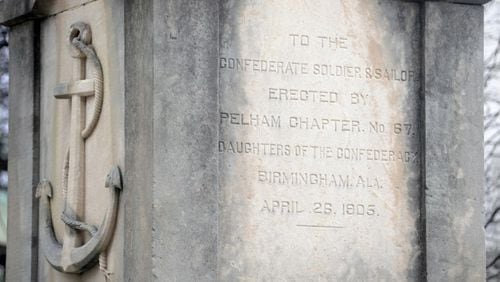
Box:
0, 25, 8, 281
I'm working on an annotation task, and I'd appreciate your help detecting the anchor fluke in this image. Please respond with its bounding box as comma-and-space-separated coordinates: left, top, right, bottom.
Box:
105, 166, 122, 190
36, 180, 53, 199
38, 166, 123, 273
36, 181, 64, 272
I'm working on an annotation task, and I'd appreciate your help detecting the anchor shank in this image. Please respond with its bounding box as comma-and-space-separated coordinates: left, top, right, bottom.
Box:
61, 57, 87, 267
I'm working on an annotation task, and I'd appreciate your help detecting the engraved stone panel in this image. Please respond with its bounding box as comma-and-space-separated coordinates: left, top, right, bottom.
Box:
218, 0, 422, 280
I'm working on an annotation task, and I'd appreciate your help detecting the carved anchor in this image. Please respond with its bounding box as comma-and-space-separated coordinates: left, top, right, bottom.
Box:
36, 22, 122, 274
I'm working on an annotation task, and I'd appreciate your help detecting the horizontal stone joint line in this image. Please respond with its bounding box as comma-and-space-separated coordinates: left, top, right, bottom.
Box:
296, 224, 345, 229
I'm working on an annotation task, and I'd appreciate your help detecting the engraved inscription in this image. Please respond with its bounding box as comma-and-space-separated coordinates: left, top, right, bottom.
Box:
257, 170, 383, 189
289, 33, 349, 50
219, 56, 418, 81
218, 1, 421, 279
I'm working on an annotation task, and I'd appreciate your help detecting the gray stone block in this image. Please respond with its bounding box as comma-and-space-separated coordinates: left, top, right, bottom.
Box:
151, 0, 219, 280
6, 20, 39, 282
124, 0, 154, 281
424, 2, 485, 281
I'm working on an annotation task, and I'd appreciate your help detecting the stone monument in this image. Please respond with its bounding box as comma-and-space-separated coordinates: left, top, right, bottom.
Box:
0, 0, 488, 281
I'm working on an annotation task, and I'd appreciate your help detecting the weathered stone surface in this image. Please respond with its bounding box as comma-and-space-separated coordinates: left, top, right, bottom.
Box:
36, 0, 125, 280
6, 20, 39, 282
2, 0, 488, 281
447, 0, 491, 4
424, 2, 485, 281
0, 0, 34, 25
0, 0, 492, 26
0, 0, 97, 25
217, 0, 422, 280
34, 0, 97, 17
151, 0, 219, 280
123, 0, 153, 281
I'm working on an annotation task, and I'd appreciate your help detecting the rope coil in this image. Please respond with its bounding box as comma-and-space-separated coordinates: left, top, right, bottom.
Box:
71, 38, 104, 139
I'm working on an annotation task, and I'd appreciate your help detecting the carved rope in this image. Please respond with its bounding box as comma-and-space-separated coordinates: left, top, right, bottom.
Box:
69, 24, 104, 139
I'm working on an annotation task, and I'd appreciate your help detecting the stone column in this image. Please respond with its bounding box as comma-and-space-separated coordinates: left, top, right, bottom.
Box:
424, 1, 486, 281
5, 20, 39, 282
123, 0, 154, 280
124, 0, 219, 280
